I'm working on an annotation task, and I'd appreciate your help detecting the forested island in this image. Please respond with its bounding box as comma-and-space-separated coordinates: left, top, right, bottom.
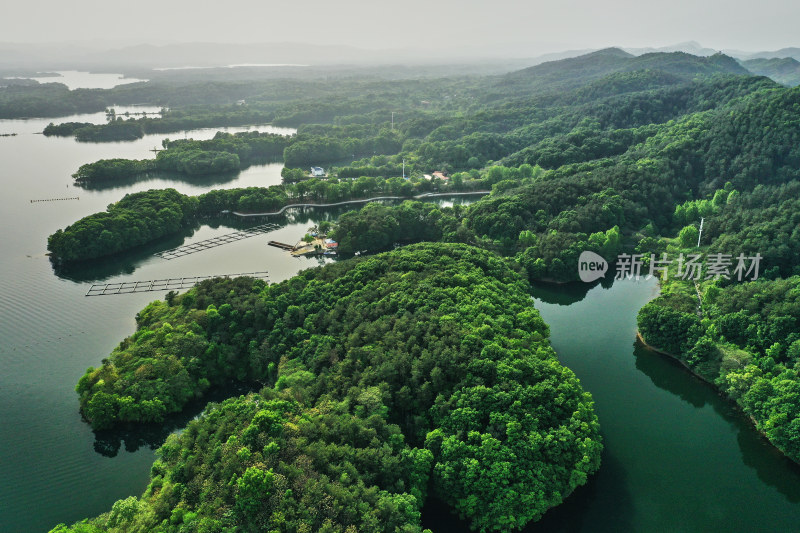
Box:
42, 106, 277, 141
57, 243, 601, 532
71, 131, 293, 182
39, 47, 800, 531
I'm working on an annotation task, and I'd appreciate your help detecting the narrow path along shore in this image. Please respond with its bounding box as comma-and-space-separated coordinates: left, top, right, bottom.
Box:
229, 190, 491, 217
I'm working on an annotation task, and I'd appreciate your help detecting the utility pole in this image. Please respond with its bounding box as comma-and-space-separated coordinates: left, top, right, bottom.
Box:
697, 217, 704, 247
402, 158, 405, 179
391, 112, 395, 131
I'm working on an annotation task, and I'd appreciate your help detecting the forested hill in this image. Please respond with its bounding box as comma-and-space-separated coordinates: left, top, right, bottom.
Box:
61, 243, 601, 532
499, 49, 749, 94
448, 84, 800, 280
741, 57, 800, 87
324, 81, 800, 284
47, 51, 784, 263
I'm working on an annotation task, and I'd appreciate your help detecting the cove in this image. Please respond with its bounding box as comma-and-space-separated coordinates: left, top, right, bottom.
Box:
424, 278, 800, 532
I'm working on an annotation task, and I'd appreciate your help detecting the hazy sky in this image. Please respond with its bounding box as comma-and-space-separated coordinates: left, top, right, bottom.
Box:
3, 0, 798, 53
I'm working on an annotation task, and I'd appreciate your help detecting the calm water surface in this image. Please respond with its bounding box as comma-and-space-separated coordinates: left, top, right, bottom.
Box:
0, 112, 298, 532
424, 280, 800, 532
18, 71, 149, 90
0, 110, 473, 531
1, 105, 799, 532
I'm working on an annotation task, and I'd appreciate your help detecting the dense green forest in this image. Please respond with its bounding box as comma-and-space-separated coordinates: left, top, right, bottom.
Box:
60, 244, 601, 532
638, 274, 800, 462
636, 179, 800, 462
322, 83, 800, 281
741, 57, 800, 87
47, 189, 198, 262
54, 51, 799, 264
40, 48, 800, 530
0, 81, 109, 118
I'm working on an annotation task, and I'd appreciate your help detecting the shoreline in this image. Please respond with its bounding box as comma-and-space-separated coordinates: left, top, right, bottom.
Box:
635, 331, 715, 386
636, 330, 799, 466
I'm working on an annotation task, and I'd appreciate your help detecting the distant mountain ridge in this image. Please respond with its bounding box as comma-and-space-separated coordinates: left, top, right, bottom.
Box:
741, 57, 800, 86
502, 48, 749, 93
1, 40, 799, 82
739, 47, 800, 61
624, 41, 719, 57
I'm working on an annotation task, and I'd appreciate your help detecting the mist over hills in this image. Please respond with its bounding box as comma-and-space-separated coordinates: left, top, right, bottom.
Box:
741, 47, 800, 61
741, 57, 800, 86
500, 48, 750, 94
623, 40, 720, 57
1, 40, 798, 87
1, 39, 798, 71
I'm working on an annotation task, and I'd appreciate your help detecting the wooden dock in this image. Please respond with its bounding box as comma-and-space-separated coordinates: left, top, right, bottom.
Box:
85, 271, 269, 296
267, 241, 295, 251
155, 223, 281, 260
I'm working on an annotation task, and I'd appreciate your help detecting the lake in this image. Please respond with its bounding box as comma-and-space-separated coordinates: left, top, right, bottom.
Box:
17, 71, 149, 90
0, 110, 472, 532
1, 108, 799, 532
423, 279, 800, 531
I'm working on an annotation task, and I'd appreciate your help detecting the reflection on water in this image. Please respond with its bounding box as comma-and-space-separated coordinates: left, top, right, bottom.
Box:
528, 277, 613, 306
50, 225, 202, 283
524, 451, 636, 533
526, 279, 800, 532
74, 157, 285, 192
74, 170, 243, 192
0, 111, 301, 533
634, 338, 800, 505
92, 383, 257, 458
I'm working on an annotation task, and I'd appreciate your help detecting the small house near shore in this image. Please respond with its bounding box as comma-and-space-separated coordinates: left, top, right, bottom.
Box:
310, 166, 325, 177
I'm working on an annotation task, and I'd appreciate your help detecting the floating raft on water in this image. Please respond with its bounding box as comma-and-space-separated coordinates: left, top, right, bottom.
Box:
85, 271, 269, 296
31, 196, 79, 203
155, 223, 281, 260
267, 241, 296, 251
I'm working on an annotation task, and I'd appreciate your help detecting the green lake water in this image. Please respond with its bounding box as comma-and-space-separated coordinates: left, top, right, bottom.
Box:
423, 280, 800, 532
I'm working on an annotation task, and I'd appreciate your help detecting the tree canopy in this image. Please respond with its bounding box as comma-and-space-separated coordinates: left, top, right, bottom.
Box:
64, 243, 601, 532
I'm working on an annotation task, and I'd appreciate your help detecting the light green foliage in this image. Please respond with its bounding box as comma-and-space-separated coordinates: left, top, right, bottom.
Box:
47, 188, 198, 262
672, 186, 733, 226
236, 466, 274, 515
66, 244, 600, 531
678, 225, 700, 247
518, 229, 537, 247
639, 276, 800, 462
